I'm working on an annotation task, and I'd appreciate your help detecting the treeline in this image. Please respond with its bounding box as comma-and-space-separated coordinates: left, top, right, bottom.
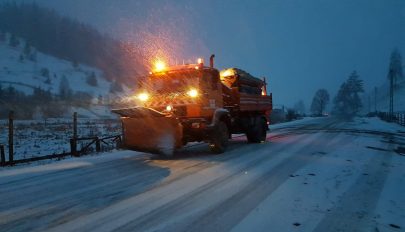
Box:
0, 84, 93, 119
309, 49, 403, 119
0, 2, 142, 85
310, 71, 364, 118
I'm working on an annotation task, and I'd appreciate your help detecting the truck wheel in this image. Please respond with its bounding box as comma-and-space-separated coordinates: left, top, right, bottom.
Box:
246, 117, 267, 143
209, 121, 229, 154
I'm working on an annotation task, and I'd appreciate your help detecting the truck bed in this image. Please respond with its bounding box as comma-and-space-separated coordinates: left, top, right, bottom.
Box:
222, 86, 272, 112
238, 92, 273, 112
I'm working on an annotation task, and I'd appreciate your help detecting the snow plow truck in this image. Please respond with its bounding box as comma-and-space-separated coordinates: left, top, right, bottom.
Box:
112, 55, 272, 157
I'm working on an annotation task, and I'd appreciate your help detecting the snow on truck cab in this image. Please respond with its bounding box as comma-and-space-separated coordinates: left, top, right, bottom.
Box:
112, 55, 272, 157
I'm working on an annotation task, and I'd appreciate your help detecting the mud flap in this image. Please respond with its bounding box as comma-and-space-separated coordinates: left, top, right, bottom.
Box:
112, 107, 183, 157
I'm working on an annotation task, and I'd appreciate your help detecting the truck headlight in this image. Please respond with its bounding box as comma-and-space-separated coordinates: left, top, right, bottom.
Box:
138, 92, 149, 101
187, 88, 198, 98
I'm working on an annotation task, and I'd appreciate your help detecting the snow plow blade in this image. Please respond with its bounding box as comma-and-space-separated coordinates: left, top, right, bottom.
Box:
112, 107, 183, 157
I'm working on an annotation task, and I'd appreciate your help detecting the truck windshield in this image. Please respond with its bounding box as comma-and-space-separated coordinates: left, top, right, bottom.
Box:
147, 72, 199, 94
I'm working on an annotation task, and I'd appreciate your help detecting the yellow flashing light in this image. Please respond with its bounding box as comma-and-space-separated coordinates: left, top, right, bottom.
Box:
197, 58, 203, 64
187, 88, 199, 98
138, 92, 149, 101
154, 60, 166, 72
220, 69, 234, 78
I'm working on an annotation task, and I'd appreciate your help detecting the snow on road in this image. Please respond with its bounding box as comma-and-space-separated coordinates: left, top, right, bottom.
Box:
0, 117, 404, 232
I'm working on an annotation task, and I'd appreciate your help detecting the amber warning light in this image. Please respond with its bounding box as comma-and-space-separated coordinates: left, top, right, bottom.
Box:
154, 60, 166, 72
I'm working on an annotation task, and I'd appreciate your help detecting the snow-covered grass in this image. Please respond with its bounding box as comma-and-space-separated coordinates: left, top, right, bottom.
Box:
270, 117, 319, 130
0, 118, 121, 161
342, 116, 405, 133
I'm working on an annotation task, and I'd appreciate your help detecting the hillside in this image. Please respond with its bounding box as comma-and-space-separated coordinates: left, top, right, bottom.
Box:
0, 33, 123, 119
0, 2, 142, 84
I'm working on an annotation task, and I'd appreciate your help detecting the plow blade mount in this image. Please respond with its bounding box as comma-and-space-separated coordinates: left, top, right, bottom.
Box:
113, 107, 183, 157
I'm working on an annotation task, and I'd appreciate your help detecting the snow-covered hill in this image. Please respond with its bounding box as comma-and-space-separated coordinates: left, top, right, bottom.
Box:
0, 33, 122, 118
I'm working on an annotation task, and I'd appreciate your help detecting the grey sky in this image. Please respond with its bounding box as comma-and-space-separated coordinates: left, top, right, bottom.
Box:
7, 0, 405, 108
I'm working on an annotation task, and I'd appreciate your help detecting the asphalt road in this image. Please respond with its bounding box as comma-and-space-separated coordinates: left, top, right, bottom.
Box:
1, 117, 404, 232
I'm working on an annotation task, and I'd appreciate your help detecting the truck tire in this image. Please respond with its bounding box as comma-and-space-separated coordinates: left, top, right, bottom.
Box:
246, 117, 267, 143
209, 121, 229, 154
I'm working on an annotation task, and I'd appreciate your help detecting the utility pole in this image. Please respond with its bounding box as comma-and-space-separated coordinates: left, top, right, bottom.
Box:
389, 69, 394, 121
374, 86, 377, 113
368, 95, 371, 113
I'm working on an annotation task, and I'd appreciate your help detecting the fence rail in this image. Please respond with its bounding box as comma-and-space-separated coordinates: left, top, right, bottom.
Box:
0, 111, 122, 166
378, 112, 405, 127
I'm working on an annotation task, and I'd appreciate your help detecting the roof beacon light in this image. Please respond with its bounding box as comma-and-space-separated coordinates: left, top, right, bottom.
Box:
187, 88, 199, 98
138, 92, 149, 101
154, 60, 166, 72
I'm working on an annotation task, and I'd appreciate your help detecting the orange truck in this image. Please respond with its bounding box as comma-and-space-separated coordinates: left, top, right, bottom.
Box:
113, 55, 272, 157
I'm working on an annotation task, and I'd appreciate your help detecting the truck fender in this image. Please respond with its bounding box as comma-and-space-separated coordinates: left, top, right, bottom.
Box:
208, 108, 230, 128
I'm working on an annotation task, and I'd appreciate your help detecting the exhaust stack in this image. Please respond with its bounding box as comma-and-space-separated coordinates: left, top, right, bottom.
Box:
210, 54, 215, 68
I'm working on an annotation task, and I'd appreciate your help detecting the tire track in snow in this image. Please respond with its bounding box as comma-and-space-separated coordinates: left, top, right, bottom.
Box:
0, 162, 169, 232
1, 118, 338, 232
182, 133, 346, 232
312, 135, 395, 232
0, 122, 322, 232
47, 132, 315, 232
108, 122, 343, 231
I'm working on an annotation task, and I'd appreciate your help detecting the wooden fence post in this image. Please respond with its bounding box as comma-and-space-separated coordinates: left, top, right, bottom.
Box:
0, 145, 5, 166
73, 112, 78, 139
401, 114, 405, 126
71, 112, 78, 157
8, 111, 14, 165
96, 138, 101, 152
116, 135, 122, 149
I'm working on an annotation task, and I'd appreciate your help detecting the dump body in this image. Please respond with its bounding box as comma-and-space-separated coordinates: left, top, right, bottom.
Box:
113, 59, 272, 156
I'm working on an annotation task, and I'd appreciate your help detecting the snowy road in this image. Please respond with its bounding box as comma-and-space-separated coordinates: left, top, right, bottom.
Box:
1, 117, 405, 232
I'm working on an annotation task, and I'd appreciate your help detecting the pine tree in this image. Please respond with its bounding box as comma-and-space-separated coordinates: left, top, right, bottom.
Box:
40, 68, 50, 78
293, 100, 306, 115
44, 77, 51, 84
98, 95, 103, 104
8, 34, 19, 47
310, 89, 329, 116
86, 72, 98, 86
23, 42, 31, 57
29, 50, 37, 62
346, 71, 364, 113
388, 49, 403, 85
0, 84, 3, 99
72, 60, 79, 69
346, 71, 363, 93
0, 30, 5, 42
110, 80, 123, 93
59, 76, 73, 100
333, 71, 364, 118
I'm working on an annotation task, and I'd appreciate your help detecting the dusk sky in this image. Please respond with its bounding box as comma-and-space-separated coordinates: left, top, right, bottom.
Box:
9, 0, 405, 108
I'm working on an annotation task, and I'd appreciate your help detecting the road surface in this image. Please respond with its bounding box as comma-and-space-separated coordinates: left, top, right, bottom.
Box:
1, 117, 404, 232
